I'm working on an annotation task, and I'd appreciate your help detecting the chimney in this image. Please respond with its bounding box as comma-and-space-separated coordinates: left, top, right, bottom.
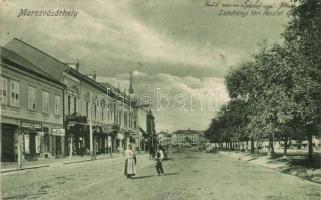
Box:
93, 70, 96, 81
75, 59, 79, 72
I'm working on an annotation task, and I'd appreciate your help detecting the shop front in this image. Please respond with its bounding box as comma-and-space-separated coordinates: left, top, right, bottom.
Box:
20, 121, 42, 160
101, 124, 118, 153
65, 113, 89, 156
51, 128, 65, 157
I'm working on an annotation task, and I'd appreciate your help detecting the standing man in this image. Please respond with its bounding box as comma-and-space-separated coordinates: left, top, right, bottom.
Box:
155, 145, 165, 176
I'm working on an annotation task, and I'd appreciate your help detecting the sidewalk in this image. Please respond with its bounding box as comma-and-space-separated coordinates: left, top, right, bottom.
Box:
219, 151, 321, 184
1, 153, 120, 173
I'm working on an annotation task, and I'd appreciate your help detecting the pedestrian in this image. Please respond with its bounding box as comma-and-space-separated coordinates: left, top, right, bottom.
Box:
124, 144, 136, 179
155, 145, 165, 176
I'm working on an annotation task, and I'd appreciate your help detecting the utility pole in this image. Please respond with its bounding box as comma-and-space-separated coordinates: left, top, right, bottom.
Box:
89, 92, 94, 160
17, 133, 23, 168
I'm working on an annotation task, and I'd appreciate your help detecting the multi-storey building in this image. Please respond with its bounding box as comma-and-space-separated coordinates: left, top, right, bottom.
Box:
171, 129, 200, 145
4, 38, 139, 158
157, 131, 171, 146
1, 46, 65, 161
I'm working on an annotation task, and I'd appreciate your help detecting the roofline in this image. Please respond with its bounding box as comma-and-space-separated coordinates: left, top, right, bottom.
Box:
1, 62, 66, 89
1, 47, 66, 88
12, 38, 69, 70
1, 46, 65, 87
9, 38, 132, 105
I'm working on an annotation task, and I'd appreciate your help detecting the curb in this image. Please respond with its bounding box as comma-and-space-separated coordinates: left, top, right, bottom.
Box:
1, 164, 50, 173
1, 155, 122, 173
1, 153, 148, 174
219, 151, 321, 185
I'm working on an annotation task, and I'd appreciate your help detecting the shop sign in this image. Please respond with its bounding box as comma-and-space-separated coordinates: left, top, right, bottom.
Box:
52, 128, 65, 136
102, 125, 113, 133
21, 122, 42, 131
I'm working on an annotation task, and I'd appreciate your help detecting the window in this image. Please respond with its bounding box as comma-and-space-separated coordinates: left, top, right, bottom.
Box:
10, 80, 19, 107
0, 78, 7, 104
102, 109, 104, 121
55, 95, 61, 115
73, 97, 77, 113
42, 91, 49, 113
86, 101, 89, 117
28, 86, 36, 110
68, 95, 71, 114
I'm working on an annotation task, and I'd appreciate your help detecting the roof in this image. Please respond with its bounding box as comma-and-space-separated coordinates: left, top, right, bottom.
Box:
172, 129, 201, 135
4, 38, 68, 82
1, 46, 65, 88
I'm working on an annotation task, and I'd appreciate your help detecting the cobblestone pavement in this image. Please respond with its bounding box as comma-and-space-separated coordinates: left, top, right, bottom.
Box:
1, 149, 320, 200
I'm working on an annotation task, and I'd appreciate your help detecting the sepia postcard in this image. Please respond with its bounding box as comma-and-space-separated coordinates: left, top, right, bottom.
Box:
0, 0, 320, 199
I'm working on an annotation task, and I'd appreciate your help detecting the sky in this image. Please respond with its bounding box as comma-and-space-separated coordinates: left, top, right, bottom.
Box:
0, 0, 293, 132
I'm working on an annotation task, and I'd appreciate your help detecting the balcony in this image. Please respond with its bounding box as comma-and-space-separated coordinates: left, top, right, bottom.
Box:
65, 112, 87, 124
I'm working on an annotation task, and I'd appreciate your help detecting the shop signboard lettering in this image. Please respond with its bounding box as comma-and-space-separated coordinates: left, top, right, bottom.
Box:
21, 122, 42, 131
52, 128, 65, 136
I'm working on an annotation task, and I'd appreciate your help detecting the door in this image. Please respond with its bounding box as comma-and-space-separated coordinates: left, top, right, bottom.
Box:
1, 124, 16, 162
29, 132, 36, 157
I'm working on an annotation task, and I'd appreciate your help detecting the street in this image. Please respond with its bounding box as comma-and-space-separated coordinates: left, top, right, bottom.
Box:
1, 149, 320, 200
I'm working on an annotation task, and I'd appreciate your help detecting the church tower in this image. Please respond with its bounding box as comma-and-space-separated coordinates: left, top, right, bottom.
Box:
129, 71, 134, 94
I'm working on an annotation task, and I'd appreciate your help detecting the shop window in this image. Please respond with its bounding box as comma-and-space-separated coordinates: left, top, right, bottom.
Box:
10, 80, 19, 107
0, 77, 7, 104
42, 91, 49, 113
55, 95, 61, 115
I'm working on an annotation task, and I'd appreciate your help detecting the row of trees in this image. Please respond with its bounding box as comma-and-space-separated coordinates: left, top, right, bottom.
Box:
205, 0, 321, 161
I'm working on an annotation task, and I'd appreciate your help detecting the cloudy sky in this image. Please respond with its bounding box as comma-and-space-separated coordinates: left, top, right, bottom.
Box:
0, 0, 292, 132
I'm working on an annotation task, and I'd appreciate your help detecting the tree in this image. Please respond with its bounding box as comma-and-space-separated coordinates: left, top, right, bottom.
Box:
283, 0, 321, 161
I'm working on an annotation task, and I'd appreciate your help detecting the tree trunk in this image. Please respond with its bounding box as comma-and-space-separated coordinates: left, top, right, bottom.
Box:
268, 133, 275, 158
250, 137, 255, 154
308, 132, 313, 162
246, 140, 249, 152
297, 139, 301, 149
283, 135, 288, 157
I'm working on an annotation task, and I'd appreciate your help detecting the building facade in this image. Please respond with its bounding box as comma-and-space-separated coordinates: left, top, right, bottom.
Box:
1, 47, 65, 161
171, 129, 200, 145
4, 38, 140, 159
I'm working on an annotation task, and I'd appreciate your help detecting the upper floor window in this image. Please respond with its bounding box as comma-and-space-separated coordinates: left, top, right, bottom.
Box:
85, 101, 89, 117
28, 86, 36, 110
73, 97, 77, 113
0, 78, 8, 104
55, 95, 61, 115
67, 95, 71, 114
10, 80, 19, 107
42, 91, 49, 113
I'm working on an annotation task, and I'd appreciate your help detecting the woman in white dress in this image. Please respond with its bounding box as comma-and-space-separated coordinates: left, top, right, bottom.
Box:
124, 144, 136, 178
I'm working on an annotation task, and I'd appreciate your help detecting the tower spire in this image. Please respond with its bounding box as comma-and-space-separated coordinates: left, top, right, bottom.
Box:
129, 71, 134, 94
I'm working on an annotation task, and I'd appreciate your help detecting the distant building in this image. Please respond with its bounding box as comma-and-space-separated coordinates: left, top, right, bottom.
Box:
171, 129, 201, 145
157, 131, 171, 146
